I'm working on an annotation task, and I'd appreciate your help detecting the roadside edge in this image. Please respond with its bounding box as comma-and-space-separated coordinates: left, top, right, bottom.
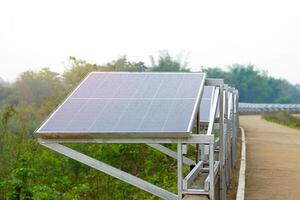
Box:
236, 127, 246, 200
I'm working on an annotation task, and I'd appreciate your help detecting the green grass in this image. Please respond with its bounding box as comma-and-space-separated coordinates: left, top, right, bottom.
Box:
262, 112, 300, 130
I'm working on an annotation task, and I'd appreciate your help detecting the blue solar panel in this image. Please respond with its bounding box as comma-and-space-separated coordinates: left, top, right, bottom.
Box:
36, 72, 206, 138
199, 86, 215, 123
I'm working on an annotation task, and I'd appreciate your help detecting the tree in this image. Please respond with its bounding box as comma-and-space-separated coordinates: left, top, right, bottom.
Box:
0, 105, 16, 133
106, 56, 147, 72
149, 51, 190, 72
202, 64, 300, 103
63, 57, 102, 88
15, 68, 63, 105
63, 56, 147, 90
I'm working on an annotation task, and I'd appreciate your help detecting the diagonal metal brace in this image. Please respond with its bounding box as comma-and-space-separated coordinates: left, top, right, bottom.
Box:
147, 144, 195, 166
41, 143, 178, 200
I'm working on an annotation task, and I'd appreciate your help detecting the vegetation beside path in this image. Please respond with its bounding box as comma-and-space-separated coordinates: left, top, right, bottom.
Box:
1, 51, 300, 199
240, 115, 300, 199
262, 112, 300, 129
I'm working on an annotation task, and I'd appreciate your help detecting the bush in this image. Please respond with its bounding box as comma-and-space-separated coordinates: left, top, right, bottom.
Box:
262, 112, 300, 129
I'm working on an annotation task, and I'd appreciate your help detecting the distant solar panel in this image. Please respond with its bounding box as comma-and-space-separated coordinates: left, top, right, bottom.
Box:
199, 86, 215, 123
227, 92, 233, 118
233, 92, 237, 113
36, 72, 206, 138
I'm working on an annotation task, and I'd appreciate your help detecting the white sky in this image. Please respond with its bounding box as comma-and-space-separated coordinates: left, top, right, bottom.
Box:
0, 0, 300, 84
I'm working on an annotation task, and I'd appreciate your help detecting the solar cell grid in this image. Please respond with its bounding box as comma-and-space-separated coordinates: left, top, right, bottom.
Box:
36, 72, 206, 138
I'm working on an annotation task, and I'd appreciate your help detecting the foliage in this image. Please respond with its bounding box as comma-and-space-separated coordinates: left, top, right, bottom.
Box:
15, 68, 63, 106
202, 64, 300, 103
262, 112, 300, 129
1, 53, 300, 199
0, 54, 184, 199
63, 56, 147, 89
149, 51, 190, 72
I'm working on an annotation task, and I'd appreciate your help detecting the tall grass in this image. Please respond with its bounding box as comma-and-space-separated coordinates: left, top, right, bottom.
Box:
262, 112, 300, 129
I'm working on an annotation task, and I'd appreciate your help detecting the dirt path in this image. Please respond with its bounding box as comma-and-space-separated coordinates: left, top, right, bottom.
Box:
240, 115, 300, 200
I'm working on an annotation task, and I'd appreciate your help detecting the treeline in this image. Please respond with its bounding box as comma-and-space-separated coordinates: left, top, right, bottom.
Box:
1, 57, 299, 107
203, 65, 300, 103
1, 53, 300, 199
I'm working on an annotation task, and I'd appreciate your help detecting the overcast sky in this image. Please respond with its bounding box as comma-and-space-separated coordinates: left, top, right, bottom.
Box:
0, 0, 300, 84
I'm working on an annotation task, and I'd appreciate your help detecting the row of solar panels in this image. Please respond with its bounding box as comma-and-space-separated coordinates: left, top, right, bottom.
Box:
200, 85, 237, 122
239, 103, 300, 114
35, 72, 239, 200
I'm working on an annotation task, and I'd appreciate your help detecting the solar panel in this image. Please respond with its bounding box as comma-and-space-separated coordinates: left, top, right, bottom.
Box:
36, 72, 206, 138
199, 86, 215, 123
227, 92, 233, 118
233, 92, 237, 113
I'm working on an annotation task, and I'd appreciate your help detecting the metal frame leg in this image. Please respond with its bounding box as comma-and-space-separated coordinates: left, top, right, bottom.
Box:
209, 143, 215, 200
219, 86, 226, 200
177, 143, 183, 199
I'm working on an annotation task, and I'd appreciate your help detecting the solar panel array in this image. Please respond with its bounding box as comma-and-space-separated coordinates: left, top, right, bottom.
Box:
239, 103, 300, 114
36, 72, 206, 138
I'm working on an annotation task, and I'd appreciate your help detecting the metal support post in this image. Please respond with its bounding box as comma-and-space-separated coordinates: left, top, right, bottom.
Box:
219, 85, 226, 200
196, 111, 200, 163
209, 143, 215, 200
178, 143, 183, 199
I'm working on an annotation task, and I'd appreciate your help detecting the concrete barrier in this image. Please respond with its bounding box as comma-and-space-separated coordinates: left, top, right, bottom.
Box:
236, 127, 246, 200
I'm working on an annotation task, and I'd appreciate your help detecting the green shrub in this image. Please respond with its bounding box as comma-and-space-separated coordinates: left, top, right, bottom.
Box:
262, 112, 300, 129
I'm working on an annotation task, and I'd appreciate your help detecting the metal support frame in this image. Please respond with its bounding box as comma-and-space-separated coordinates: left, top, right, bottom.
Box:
201, 87, 220, 163
177, 143, 183, 199
195, 79, 238, 200
226, 89, 232, 184
147, 144, 195, 166
37, 78, 239, 200
219, 84, 226, 200
209, 143, 215, 199
183, 161, 204, 190
202, 79, 234, 200
38, 134, 214, 144
226, 88, 237, 187
204, 161, 220, 192
179, 86, 220, 199
223, 87, 231, 189
39, 134, 214, 200
41, 143, 178, 200
231, 92, 238, 167
182, 189, 208, 195
196, 112, 200, 163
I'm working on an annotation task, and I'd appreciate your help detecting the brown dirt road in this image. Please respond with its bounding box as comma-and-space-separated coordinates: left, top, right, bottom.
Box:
240, 115, 300, 200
